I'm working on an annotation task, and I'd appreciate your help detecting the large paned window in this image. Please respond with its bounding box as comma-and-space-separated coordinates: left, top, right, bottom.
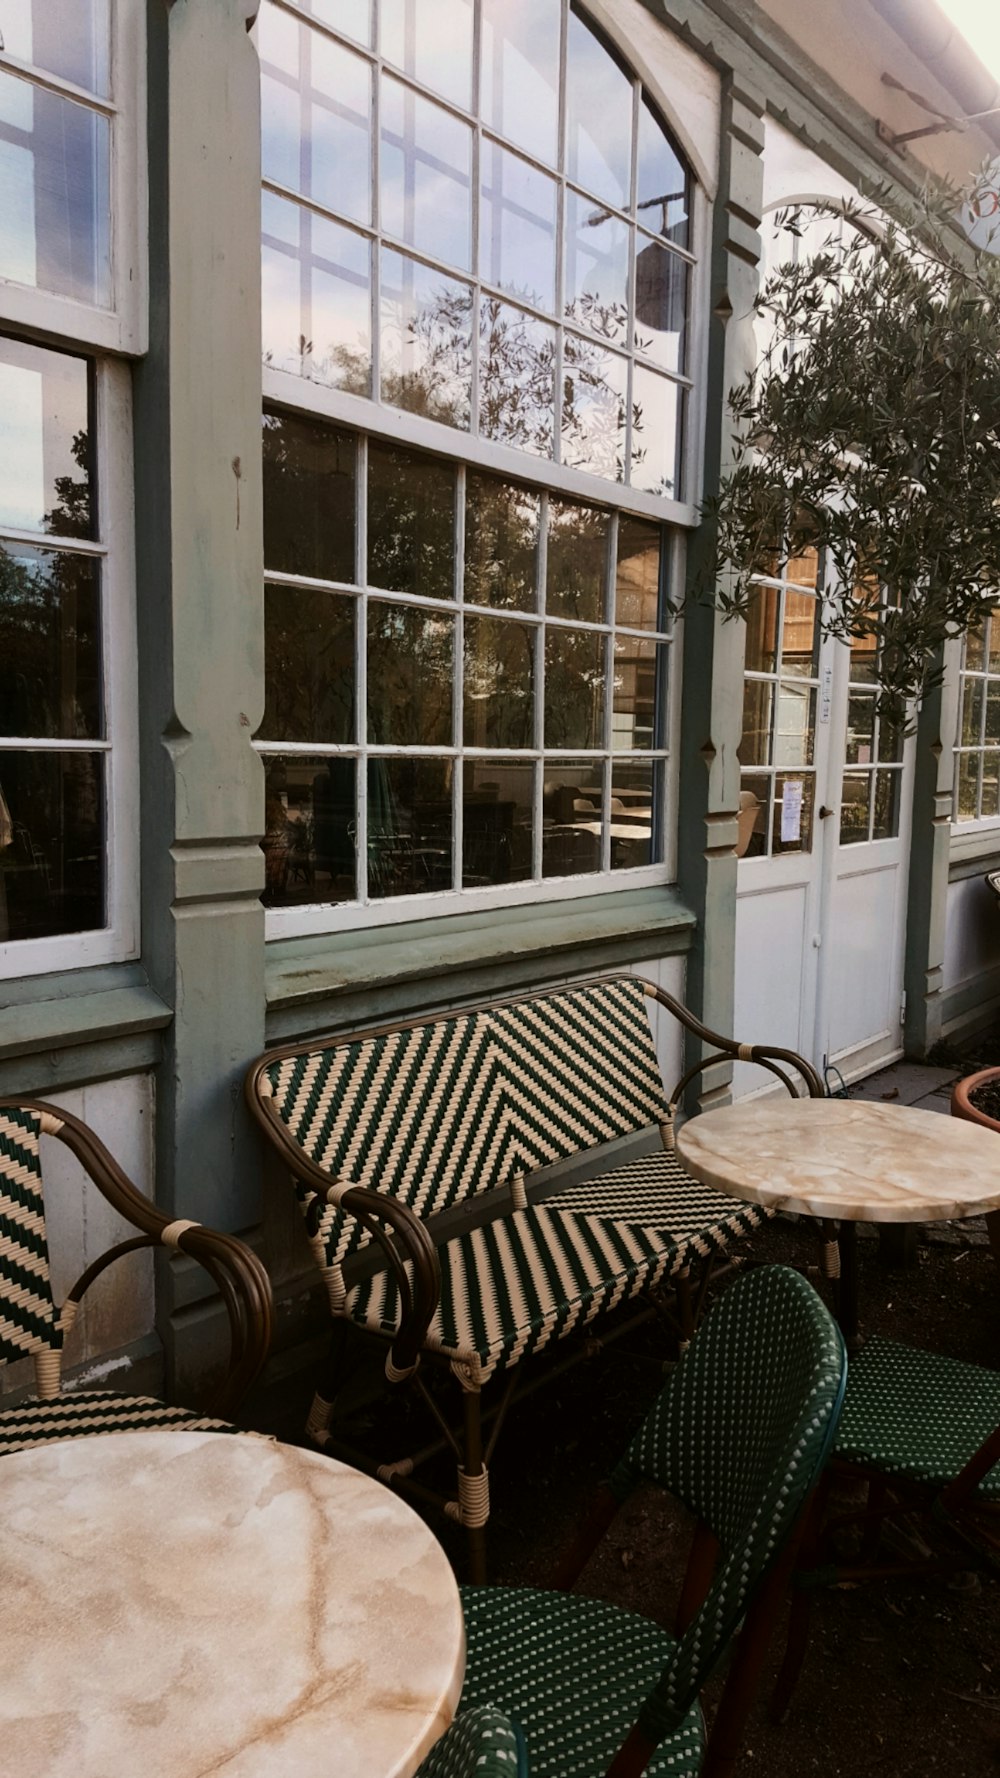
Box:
954, 609, 1000, 823
839, 620, 904, 846
257, 0, 697, 926
738, 545, 820, 858
0, 2, 139, 974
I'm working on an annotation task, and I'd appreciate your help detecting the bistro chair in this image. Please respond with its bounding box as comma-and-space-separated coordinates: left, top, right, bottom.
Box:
449, 1265, 847, 1778
416, 1705, 529, 1777
771, 1334, 1000, 1716
0, 1099, 273, 1452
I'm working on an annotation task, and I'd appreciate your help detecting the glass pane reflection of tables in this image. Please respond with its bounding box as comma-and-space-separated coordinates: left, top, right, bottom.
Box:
0, 1429, 465, 1778
676, 1098, 1000, 1340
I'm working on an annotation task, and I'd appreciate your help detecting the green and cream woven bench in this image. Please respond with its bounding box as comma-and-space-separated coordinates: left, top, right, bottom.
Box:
246, 972, 822, 1577
0, 1100, 273, 1455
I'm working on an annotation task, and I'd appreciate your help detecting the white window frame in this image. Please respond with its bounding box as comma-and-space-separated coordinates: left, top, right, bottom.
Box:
255, 0, 714, 938
951, 623, 1000, 840
0, 0, 146, 354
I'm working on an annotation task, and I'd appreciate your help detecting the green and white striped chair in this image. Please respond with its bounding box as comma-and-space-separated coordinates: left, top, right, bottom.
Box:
0, 1100, 273, 1454
247, 974, 821, 1577
451, 1266, 846, 1778
416, 1705, 529, 1778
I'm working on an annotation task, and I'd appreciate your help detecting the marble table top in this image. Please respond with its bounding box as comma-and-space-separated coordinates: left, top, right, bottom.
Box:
677, 1097, 1000, 1224
0, 1430, 465, 1778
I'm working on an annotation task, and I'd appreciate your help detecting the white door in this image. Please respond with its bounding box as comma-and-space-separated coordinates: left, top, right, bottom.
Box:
733, 555, 915, 1095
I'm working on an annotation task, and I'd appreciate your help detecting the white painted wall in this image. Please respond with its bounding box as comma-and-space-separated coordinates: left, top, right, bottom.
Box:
944, 874, 1000, 995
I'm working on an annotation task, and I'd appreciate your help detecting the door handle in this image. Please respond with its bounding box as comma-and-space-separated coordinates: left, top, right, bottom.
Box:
818, 805, 834, 819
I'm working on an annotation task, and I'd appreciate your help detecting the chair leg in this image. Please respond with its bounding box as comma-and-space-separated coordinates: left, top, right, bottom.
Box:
305, 1321, 354, 1447
768, 1479, 829, 1724
550, 1484, 621, 1590
459, 1385, 489, 1585
703, 1536, 799, 1778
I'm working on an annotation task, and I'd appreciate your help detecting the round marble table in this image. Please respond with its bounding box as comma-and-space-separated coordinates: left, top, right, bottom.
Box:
0, 1429, 465, 1778
677, 1097, 1000, 1337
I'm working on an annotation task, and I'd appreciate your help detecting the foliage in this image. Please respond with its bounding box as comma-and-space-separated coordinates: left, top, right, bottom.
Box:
700, 175, 1000, 711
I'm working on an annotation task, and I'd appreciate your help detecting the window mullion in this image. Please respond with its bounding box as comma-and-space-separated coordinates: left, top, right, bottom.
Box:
356, 436, 369, 904
454, 464, 466, 890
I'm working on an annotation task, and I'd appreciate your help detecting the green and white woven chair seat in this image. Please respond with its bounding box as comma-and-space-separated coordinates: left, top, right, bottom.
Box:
345, 1200, 692, 1387
457, 1587, 705, 1778
415, 1704, 528, 1778
538, 1147, 771, 1254
835, 1335, 1000, 1499
0, 1392, 237, 1457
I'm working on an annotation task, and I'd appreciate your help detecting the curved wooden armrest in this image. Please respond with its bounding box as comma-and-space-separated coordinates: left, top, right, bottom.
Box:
1, 1097, 274, 1420
635, 981, 824, 1100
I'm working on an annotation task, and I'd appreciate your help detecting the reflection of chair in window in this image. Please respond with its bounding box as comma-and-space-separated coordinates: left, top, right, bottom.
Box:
737, 789, 762, 857
464, 799, 516, 885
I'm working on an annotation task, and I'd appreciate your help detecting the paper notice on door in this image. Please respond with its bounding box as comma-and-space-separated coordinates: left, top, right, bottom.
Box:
780, 779, 803, 843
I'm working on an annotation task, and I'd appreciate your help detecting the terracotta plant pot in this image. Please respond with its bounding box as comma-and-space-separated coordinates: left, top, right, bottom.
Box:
951, 1065, 1000, 1133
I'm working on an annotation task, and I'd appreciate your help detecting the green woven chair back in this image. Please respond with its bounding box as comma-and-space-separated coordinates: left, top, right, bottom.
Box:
262, 977, 667, 1265
612, 1264, 846, 1742
0, 1106, 61, 1365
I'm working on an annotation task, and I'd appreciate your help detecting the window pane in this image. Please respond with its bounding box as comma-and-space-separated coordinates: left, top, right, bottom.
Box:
301, 0, 371, 46
634, 239, 687, 373
367, 604, 453, 744
743, 584, 778, 675
956, 751, 979, 820
479, 298, 555, 458
369, 757, 452, 897
380, 249, 472, 428
480, 142, 557, 313
630, 365, 681, 497
636, 100, 688, 248
561, 335, 627, 481
964, 615, 987, 673
840, 771, 870, 844
263, 411, 356, 582
990, 611, 1000, 675
262, 193, 371, 392
0, 545, 101, 739
610, 760, 661, 867
380, 77, 472, 271
0, 749, 104, 940
262, 753, 356, 907
547, 501, 608, 623
739, 680, 773, 767
464, 614, 535, 746
261, 586, 354, 743
260, 7, 371, 227
564, 191, 629, 344
615, 517, 661, 630
464, 473, 538, 611
463, 760, 533, 887
987, 685, 1000, 745
738, 774, 769, 857
785, 544, 819, 589
982, 751, 1000, 820
773, 772, 814, 853
480, 0, 560, 167
781, 589, 818, 677
542, 761, 603, 877
879, 711, 904, 763
961, 677, 984, 746
774, 681, 815, 768
380, 0, 473, 109
845, 692, 875, 764
872, 767, 901, 840
368, 443, 455, 598
565, 10, 632, 211
0, 0, 110, 96
0, 337, 91, 538
0, 71, 110, 305
613, 636, 662, 750
544, 628, 605, 747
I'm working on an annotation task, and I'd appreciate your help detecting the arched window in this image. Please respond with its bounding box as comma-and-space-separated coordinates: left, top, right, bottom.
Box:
255, 0, 698, 930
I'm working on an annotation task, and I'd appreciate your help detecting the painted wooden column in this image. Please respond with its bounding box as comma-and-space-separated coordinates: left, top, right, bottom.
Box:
677, 72, 764, 1103
134, 0, 265, 1393
903, 644, 960, 1058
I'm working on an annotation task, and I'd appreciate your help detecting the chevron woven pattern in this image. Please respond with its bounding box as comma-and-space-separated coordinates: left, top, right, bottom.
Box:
541, 1149, 773, 1255
0, 1392, 238, 1456
0, 1107, 59, 1365
265, 979, 668, 1267
415, 1705, 528, 1778
346, 1201, 687, 1385
834, 1335, 1000, 1500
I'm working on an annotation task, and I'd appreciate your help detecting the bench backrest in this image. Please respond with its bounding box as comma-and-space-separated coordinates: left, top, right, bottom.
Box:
0, 1105, 61, 1367
258, 976, 668, 1265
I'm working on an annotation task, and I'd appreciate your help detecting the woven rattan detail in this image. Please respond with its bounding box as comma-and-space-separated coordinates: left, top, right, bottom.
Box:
0, 1392, 238, 1456
0, 1107, 60, 1366
268, 979, 667, 1267
414, 1705, 527, 1778
835, 1335, 1000, 1500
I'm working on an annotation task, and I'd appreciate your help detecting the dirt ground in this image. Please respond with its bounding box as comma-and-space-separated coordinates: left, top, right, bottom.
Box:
246, 1070, 1000, 1776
